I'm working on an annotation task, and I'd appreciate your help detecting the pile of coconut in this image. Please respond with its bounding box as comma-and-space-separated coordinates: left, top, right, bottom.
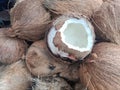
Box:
0, 0, 120, 90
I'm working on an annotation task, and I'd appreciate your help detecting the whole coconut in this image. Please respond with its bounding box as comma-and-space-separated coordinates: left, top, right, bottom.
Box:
92, 0, 120, 44
6, 0, 50, 41
79, 42, 120, 90
0, 28, 27, 64
26, 40, 79, 81
26, 40, 68, 77
44, 0, 103, 18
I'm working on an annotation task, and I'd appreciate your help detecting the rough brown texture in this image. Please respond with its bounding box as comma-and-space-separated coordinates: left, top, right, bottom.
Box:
0, 28, 27, 64
92, 0, 120, 45
75, 83, 87, 90
0, 60, 32, 90
79, 42, 120, 90
26, 40, 67, 76
26, 40, 79, 81
32, 77, 72, 90
59, 62, 80, 81
44, 0, 103, 18
6, 0, 50, 41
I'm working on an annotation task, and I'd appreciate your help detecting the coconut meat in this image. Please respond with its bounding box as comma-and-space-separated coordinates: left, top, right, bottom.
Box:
59, 18, 94, 52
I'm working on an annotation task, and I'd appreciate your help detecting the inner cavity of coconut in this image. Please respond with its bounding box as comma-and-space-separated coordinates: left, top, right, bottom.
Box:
60, 18, 93, 52
47, 18, 94, 58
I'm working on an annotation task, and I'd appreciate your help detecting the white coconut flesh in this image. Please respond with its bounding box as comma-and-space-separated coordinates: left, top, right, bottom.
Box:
47, 18, 94, 59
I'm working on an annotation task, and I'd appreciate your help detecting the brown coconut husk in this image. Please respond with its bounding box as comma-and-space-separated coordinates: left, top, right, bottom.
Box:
26, 40, 67, 77
92, 0, 120, 45
0, 60, 32, 90
43, 0, 103, 18
5, 0, 50, 41
0, 28, 27, 64
74, 82, 87, 90
32, 77, 72, 90
26, 40, 79, 81
79, 42, 120, 90
59, 62, 80, 82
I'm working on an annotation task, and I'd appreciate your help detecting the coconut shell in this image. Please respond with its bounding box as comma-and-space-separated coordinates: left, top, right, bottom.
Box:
6, 0, 50, 41
0, 60, 32, 90
0, 28, 27, 64
32, 77, 72, 90
92, 0, 120, 45
44, 0, 103, 18
26, 40, 67, 77
79, 42, 120, 90
47, 16, 95, 61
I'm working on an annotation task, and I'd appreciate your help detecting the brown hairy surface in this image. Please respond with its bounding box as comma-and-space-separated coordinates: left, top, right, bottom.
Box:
26, 40, 79, 81
6, 0, 50, 41
32, 77, 72, 90
0, 60, 32, 90
44, 0, 103, 18
92, 0, 120, 44
0, 28, 27, 64
26, 40, 67, 77
79, 42, 120, 90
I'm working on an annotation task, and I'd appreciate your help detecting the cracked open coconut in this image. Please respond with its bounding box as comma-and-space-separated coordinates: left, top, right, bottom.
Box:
47, 16, 95, 61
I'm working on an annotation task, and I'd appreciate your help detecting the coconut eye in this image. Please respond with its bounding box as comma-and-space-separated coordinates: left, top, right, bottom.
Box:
48, 64, 56, 70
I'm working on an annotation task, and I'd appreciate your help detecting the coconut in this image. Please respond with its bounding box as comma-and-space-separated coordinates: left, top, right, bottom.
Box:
44, 0, 103, 18
0, 28, 27, 64
79, 42, 120, 90
26, 40, 67, 77
0, 60, 32, 90
26, 40, 79, 81
92, 0, 120, 44
47, 16, 95, 61
5, 0, 50, 41
32, 77, 72, 90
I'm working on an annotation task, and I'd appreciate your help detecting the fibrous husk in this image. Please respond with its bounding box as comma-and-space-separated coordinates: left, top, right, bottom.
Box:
6, 0, 50, 41
32, 77, 72, 90
44, 0, 103, 18
26, 40, 67, 77
26, 40, 79, 81
74, 82, 87, 90
0, 60, 32, 90
92, 0, 120, 45
79, 42, 120, 90
0, 28, 27, 64
47, 16, 95, 61
59, 62, 80, 81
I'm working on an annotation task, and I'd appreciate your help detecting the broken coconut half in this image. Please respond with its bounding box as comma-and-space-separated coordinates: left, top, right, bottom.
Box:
47, 16, 95, 61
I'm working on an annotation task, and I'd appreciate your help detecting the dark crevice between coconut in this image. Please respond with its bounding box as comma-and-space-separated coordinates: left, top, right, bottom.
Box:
47, 16, 95, 62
